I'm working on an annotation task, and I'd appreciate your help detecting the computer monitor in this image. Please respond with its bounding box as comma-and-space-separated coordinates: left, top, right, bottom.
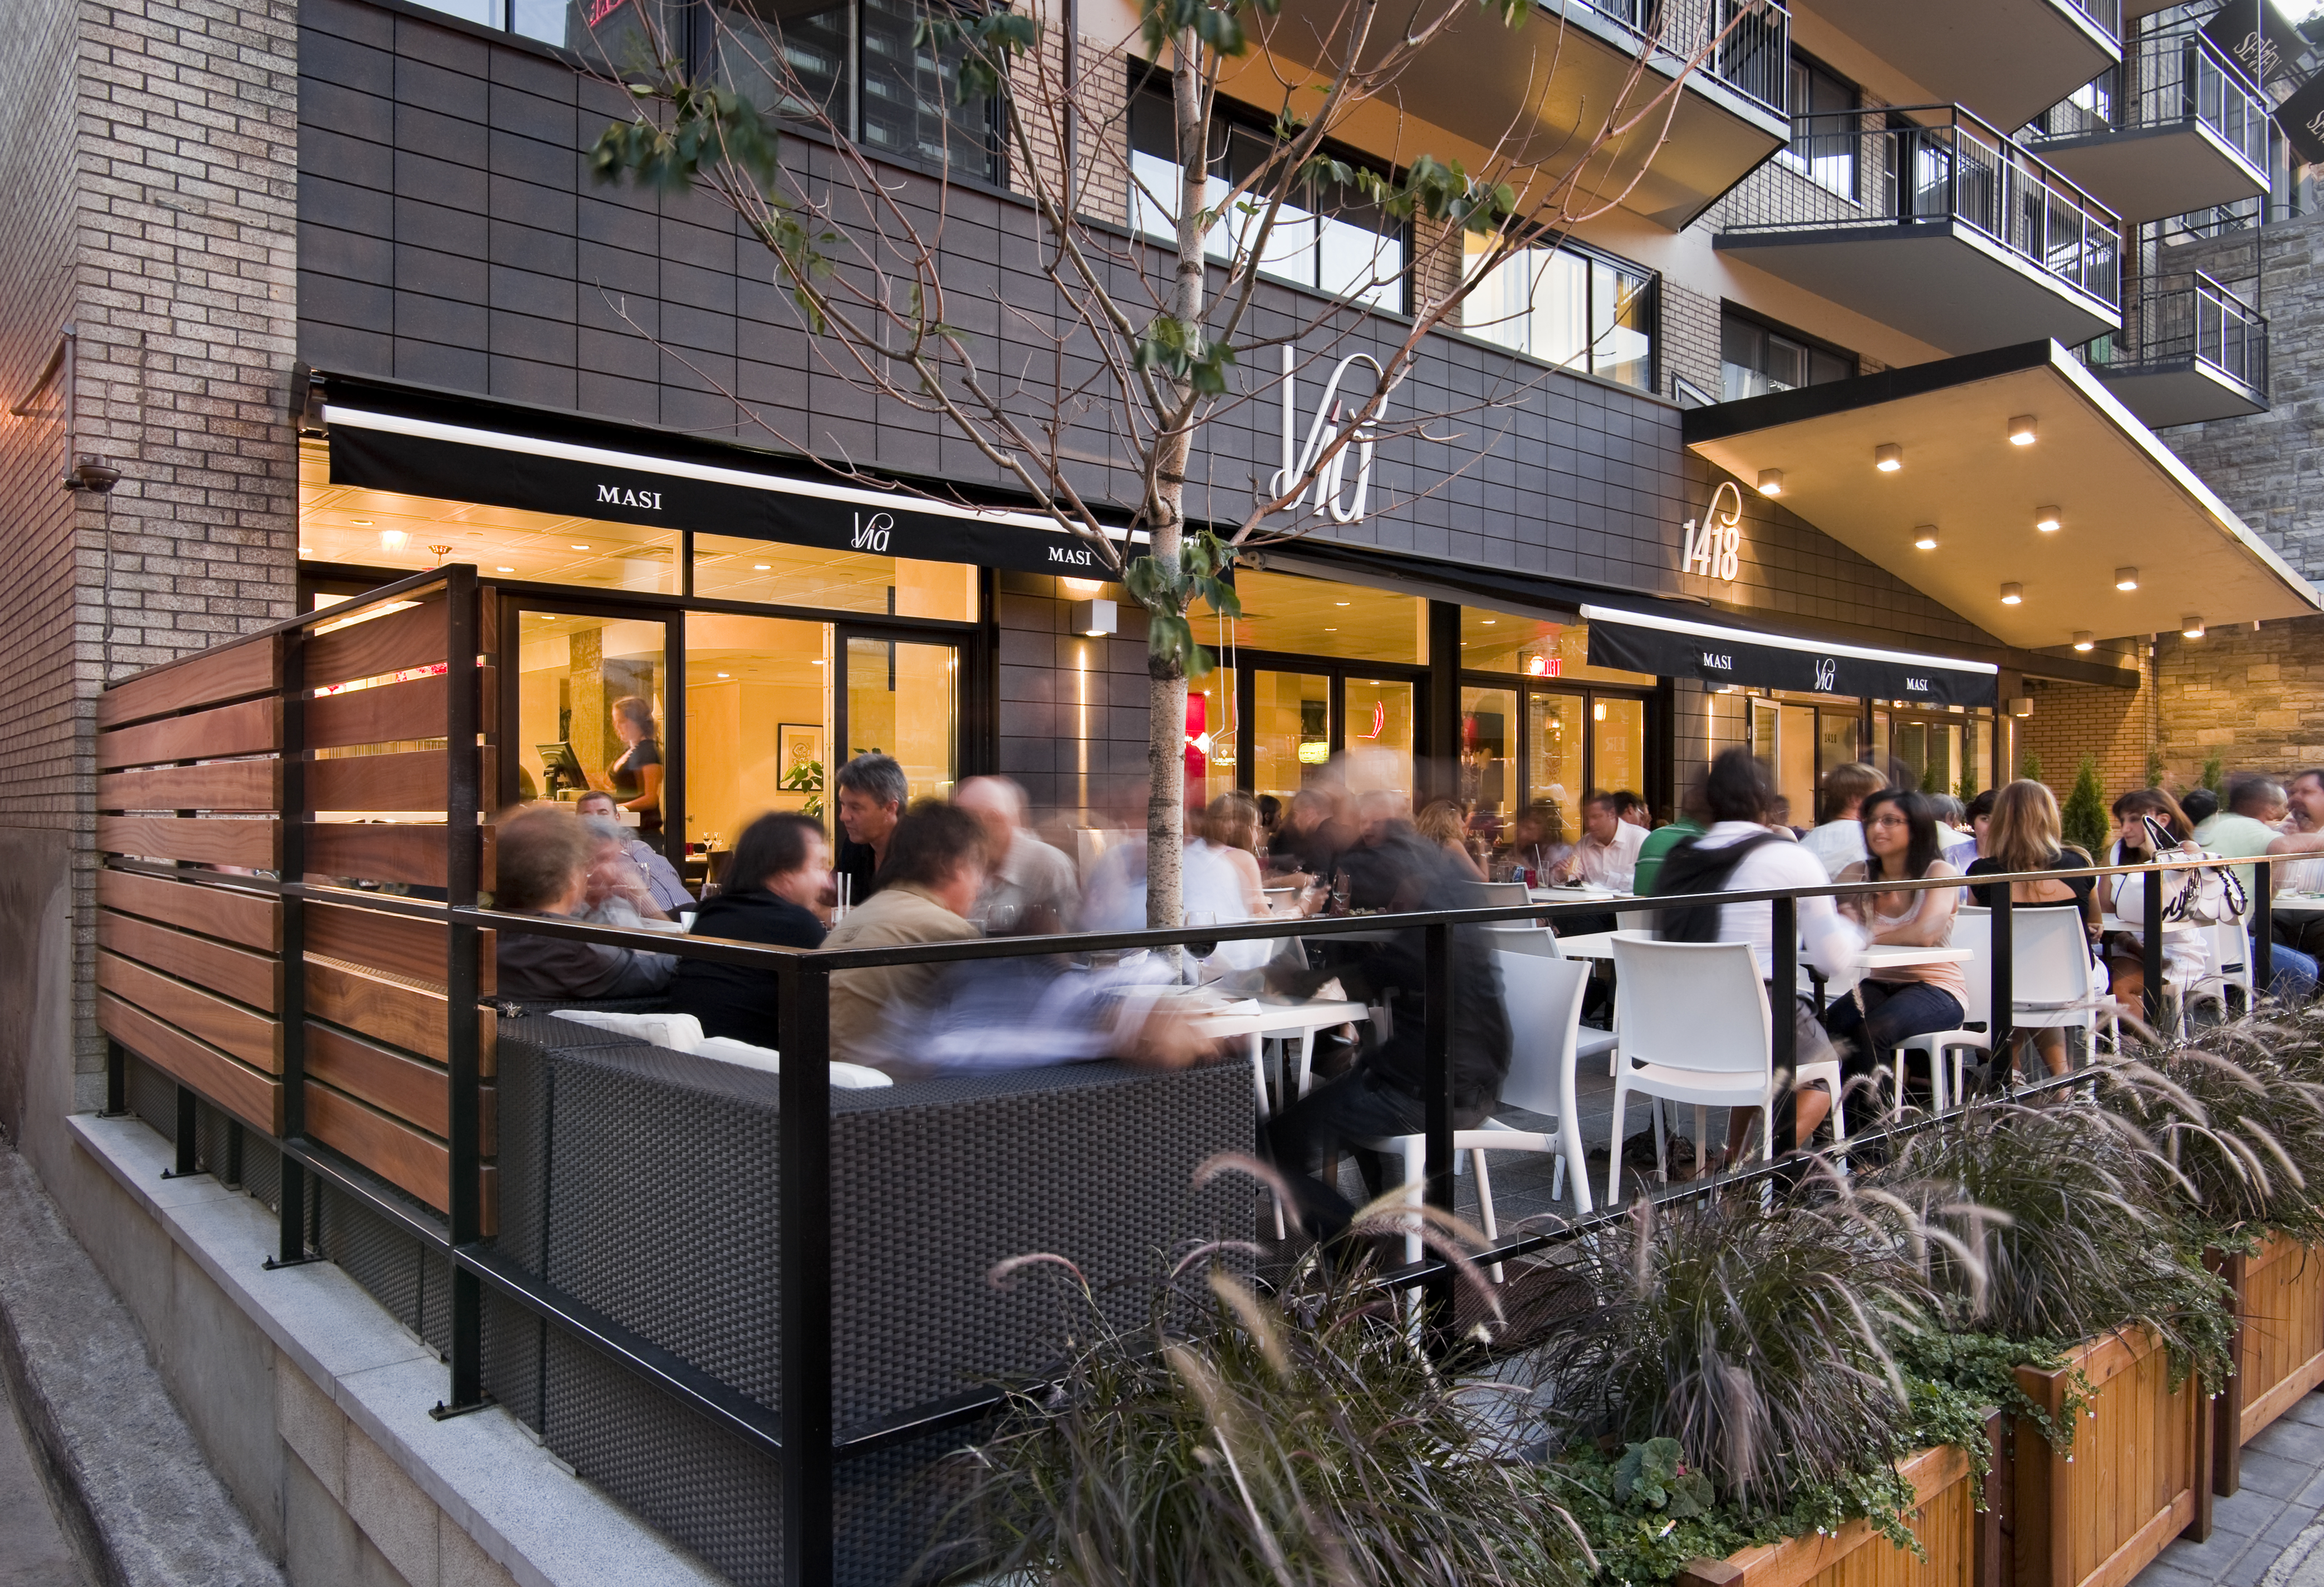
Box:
537, 741, 587, 794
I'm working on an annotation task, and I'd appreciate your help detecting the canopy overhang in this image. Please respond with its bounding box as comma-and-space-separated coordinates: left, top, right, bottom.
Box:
1680, 341, 2321, 650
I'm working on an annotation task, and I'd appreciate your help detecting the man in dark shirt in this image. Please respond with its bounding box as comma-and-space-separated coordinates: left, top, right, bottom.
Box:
494, 805, 675, 1003
669, 813, 830, 1041
832, 751, 908, 906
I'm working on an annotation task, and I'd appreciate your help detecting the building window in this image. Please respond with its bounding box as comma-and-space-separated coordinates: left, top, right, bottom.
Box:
1460, 235, 1656, 391
1720, 307, 1855, 401
1126, 85, 1407, 311
1778, 51, 1860, 200
719, 0, 1002, 184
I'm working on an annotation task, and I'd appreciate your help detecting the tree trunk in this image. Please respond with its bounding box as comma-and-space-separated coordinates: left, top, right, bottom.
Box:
1146, 648, 1188, 931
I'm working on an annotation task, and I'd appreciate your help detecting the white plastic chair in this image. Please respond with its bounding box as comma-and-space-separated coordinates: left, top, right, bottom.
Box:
1484, 923, 1619, 1069
2009, 904, 2120, 1059
1604, 937, 1843, 1205
1360, 954, 1595, 1280
2187, 917, 2254, 1018
1891, 907, 1990, 1116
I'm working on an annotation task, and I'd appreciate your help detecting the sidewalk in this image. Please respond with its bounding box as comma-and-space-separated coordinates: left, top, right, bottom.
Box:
0, 1360, 85, 1587
2130, 1392, 2324, 1587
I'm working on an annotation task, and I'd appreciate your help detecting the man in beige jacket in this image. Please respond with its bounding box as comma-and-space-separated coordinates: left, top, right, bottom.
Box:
822, 800, 987, 1064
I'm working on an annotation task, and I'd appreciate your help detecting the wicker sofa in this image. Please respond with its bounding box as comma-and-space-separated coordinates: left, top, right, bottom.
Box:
486, 1011, 1258, 1587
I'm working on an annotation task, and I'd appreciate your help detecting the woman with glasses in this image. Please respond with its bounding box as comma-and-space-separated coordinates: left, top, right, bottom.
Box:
1822, 788, 1965, 1118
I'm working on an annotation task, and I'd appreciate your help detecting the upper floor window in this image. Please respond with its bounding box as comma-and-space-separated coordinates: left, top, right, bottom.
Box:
1720, 308, 1854, 401
1461, 234, 1656, 391
1126, 85, 1407, 312
719, 0, 1002, 184
1779, 52, 1860, 200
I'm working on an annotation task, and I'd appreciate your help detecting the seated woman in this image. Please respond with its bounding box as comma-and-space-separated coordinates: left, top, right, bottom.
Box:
1822, 788, 1965, 1119
1964, 779, 2100, 1079
494, 804, 676, 1003
666, 813, 830, 1041
2097, 787, 2208, 1015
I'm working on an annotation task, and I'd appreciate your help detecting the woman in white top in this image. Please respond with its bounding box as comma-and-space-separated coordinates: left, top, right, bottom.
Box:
2098, 787, 2207, 1011
1822, 789, 1965, 1115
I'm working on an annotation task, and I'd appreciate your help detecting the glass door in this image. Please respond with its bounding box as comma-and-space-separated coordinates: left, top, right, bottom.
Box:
839, 632, 959, 802
684, 613, 832, 857
1590, 695, 1646, 799
1251, 670, 1332, 807
1342, 677, 1416, 808
1527, 691, 1585, 839
1460, 685, 1518, 842
513, 606, 671, 845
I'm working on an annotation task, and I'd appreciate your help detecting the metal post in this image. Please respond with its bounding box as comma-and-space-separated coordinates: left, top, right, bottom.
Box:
170, 1085, 198, 1177
102, 1039, 124, 1117
1990, 891, 2015, 1093
435, 568, 488, 1417
2143, 854, 2168, 1034
275, 621, 314, 1267
2253, 860, 2273, 1001
1420, 920, 1455, 1344
777, 956, 835, 1587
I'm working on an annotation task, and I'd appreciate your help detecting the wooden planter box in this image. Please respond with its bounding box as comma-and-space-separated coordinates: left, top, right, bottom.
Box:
2215, 1234, 2324, 1496
2011, 1328, 2210, 1587
1676, 1438, 1992, 1587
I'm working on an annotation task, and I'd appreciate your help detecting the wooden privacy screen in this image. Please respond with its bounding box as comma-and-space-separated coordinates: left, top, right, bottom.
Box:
96, 581, 498, 1227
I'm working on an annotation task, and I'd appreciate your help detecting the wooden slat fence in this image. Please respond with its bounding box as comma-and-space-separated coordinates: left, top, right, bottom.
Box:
95, 573, 498, 1230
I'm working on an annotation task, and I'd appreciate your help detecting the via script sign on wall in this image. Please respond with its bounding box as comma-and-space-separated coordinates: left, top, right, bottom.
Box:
1681, 479, 1743, 582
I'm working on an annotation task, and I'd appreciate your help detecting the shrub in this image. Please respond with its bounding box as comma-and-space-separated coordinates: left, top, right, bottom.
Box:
2061, 756, 2111, 862
2202, 754, 2224, 793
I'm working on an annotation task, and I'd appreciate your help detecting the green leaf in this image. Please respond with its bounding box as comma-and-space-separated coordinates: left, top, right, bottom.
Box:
915, 10, 1040, 105
1131, 316, 1236, 396
590, 78, 785, 194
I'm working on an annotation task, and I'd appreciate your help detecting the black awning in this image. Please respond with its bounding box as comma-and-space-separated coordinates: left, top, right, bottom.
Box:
1581, 604, 1999, 705
325, 409, 1121, 579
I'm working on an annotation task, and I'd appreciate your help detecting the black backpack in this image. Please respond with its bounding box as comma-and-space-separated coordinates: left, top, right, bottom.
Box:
1650, 832, 1785, 942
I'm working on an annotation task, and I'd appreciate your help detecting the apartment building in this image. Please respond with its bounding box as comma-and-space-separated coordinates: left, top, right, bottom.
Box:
2, 0, 2321, 1578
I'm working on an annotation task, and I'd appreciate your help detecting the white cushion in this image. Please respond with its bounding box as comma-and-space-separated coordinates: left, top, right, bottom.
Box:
552, 1009, 705, 1053
692, 1036, 893, 1089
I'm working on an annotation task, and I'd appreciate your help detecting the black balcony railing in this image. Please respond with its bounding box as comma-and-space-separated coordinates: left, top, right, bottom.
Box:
2083, 269, 2268, 393
1576, 0, 1792, 119
2027, 23, 2269, 171
1728, 102, 2122, 311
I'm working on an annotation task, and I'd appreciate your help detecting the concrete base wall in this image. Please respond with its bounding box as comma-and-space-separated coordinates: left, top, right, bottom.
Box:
45, 1112, 721, 1587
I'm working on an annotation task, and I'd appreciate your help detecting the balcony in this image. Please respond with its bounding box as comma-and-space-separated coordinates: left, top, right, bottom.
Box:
1805, 0, 2120, 132
1257, 0, 1792, 230
2024, 25, 2271, 222
2082, 271, 2268, 425
1717, 105, 2121, 354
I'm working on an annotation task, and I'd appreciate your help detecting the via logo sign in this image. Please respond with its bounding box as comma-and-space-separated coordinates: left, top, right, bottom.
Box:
1812, 657, 1838, 692
851, 512, 894, 552
1270, 347, 1383, 525
1682, 480, 1743, 582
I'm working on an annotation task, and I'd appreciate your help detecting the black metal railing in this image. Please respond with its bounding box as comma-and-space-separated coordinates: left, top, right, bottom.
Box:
1574, 0, 1792, 119
2027, 24, 2268, 170
106, 808, 2285, 1584
1731, 103, 2122, 310
2082, 268, 2268, 392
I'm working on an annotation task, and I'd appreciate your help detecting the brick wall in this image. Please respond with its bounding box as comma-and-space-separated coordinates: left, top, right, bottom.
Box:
1660, 277, 1720, 402
2017, 647, 2158, 799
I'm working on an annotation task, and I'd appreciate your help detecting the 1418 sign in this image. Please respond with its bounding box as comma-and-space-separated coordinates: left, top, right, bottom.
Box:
1682, 480, 1744, 582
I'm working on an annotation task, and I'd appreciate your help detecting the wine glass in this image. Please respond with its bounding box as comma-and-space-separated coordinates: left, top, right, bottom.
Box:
1183, 910, 1221, 983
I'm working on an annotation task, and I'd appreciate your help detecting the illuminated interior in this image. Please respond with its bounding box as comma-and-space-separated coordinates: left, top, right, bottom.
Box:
1189, 569, 1427, 664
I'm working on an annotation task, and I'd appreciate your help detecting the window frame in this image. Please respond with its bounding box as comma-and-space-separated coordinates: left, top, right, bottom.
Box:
1457, 229, 1660, 394
1125, 72, 1413, 315
1718, 303, 1857, 402
1777, 48, 1863, 203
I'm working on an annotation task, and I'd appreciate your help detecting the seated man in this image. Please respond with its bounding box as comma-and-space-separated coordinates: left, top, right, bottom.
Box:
823, 800, 988, 1067
578, 815, 676, 927
574, 789, 691, 913
494, 805, 676, 1003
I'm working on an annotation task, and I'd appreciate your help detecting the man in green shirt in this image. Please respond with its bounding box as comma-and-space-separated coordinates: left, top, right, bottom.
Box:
1634, 778, 1712, 897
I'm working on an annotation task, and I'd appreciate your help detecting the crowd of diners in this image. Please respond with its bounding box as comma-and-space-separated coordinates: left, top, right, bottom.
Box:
482, 744, 2324, 1234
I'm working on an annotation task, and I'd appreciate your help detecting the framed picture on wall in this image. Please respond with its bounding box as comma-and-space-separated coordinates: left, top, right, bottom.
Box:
777, 724, 825, 793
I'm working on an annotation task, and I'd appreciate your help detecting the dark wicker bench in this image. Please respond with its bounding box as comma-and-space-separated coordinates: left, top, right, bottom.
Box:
486, 1012, 1258, 1587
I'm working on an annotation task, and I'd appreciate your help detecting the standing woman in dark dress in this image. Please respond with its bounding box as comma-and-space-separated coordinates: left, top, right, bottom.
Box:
668, 813, 830, 1042
605, 695, 664, 836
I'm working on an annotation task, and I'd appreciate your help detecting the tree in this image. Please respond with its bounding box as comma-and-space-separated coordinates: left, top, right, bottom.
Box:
582, 0, 1770, 924
2061, 755, 2110, 862
1955, 762, 1979, 804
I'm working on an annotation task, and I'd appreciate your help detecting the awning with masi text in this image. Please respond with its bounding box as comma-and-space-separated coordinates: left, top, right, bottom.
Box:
1582, 605, 1999, 706
323, 406, 1125, 578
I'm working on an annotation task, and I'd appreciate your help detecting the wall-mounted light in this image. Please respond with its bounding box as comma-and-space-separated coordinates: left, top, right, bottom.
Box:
1999, 582, 2023, 605
2008, 415, 2038, 446
1756, 469, 1784, 497
2072, 630, 2094, 651
1070, 598, 1117, 638
2114, 567, 2139, 591
2181, 615, 2205, 638
1874, 443, 1903, 472
2034, 505, 2061, 532
2007, 696, 2035, 718
1912, 525, 1939, 551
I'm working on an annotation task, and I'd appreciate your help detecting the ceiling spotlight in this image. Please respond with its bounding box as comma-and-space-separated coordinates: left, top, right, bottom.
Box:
298, 546, 313, 557
753, 563, 771, 571
716, 671, 730, 679
1912, 525, 1939, 551
810, 658, 825, 666
1999, 582, 2023, 605
2009, 415, 2038, 446
496, 565, 515, 572
2115, 567, 2139, 591
2072, 630, 2094, 651
1874, 443, 1903, 472
2034, 505, 2061, 532
378, 528, 408, 552
351, 518, 372, 527
1756, 469, 1784, 497
1335, 601, 1350, 607
2181, 615, 2205, 638
571, 543, 590, 551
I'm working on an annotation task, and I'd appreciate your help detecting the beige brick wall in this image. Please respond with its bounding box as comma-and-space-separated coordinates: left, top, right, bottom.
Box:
2018, 647, 2159, 799
2155, 617, 2324, 783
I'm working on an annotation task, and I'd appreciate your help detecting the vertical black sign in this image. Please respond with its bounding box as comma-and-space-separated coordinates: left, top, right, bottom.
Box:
2281, 70, 2324, 165
2206, 0, 2303, 87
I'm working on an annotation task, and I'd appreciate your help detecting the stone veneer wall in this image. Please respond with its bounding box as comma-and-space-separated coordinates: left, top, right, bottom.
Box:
2154, 621, 2324, 784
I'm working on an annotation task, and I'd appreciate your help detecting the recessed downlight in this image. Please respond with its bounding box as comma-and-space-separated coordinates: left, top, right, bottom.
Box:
1874, 443, 1903, 472
2009, 415, 2038, 445
1912, 525, 1939, 551
1756, 469, 1784, 497
1999, 582, 2023, 605
2034, 505, 2061, 532
2115, 567, 2140, 591
2072, 631, 2094, 651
